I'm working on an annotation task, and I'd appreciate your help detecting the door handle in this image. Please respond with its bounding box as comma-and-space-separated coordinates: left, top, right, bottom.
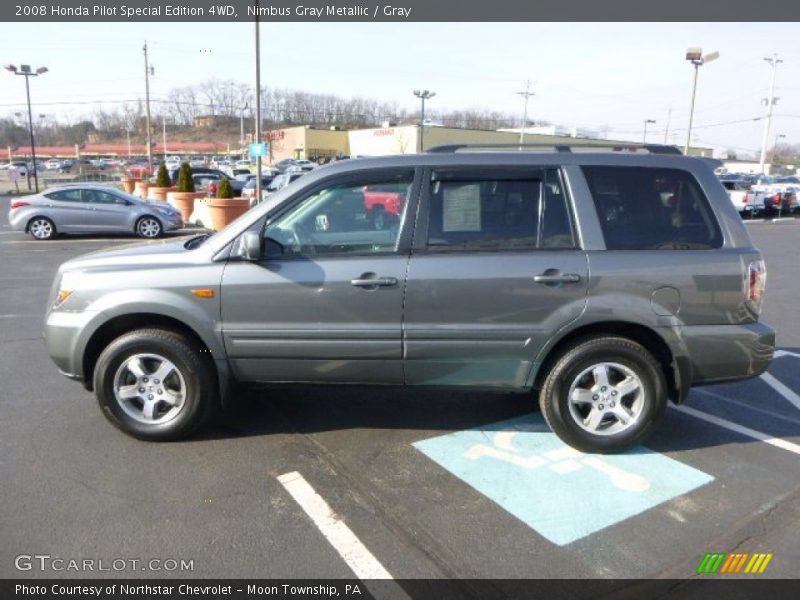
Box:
351, 276, 398, 288
533, 272, 582, 285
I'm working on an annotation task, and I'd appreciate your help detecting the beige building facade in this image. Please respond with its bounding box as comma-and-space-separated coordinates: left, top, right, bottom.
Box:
264, 124, 713, 164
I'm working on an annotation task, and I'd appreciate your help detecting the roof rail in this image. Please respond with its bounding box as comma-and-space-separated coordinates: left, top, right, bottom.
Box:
425, 142, 684, 155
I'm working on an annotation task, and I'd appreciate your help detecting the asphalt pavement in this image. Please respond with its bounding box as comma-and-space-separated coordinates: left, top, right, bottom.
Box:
1, 195, 799, 586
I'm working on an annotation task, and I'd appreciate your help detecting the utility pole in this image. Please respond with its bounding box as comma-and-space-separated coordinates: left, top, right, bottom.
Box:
143, 41, 153, 172
254, 2, 263, 203
240, 102, 249, 159
517, 80, 534, 145
663, 106, 672, 144
758, 54, 782, 175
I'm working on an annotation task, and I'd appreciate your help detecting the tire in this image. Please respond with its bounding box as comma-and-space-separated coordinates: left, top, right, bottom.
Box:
136, 216, 163, 238
93, 328, 217, 441
28, 217, 57, 240
538, 336, 667, 453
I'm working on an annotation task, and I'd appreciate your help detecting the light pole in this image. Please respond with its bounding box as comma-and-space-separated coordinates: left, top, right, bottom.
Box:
413, 89, 436, 152
5, 64, 48, 192
642, 119, 656, 144
684, 48, 719, 155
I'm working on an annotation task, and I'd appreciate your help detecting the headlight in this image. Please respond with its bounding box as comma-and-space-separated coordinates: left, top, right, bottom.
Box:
152, 205, 176, 216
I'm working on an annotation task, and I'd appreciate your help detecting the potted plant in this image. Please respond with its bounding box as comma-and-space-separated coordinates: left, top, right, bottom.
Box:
146, 162, 175, 201
120, 174, 137, 194
206, 176, 249, 231
166, 162, 204, 221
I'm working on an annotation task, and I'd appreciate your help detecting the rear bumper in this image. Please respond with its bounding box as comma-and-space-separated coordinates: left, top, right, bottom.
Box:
679, 321, 775, 386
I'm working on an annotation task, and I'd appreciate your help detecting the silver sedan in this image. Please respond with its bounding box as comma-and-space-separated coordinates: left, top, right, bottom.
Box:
8, 184, 183, 240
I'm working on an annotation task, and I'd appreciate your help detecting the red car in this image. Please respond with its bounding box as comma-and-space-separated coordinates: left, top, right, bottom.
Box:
362, 183, 407, 229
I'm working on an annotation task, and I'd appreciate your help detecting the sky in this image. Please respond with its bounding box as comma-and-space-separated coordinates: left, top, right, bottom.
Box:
2, 21, 799, 157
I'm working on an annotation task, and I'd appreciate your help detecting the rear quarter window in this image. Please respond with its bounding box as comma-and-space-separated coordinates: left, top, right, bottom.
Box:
582, 166, 723, 250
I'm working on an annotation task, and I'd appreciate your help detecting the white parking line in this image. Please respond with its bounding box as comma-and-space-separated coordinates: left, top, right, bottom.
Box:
277, 471, 410, 597
760, 372, 800, 413
695, 388, 800, 427
672, 405, 800, 456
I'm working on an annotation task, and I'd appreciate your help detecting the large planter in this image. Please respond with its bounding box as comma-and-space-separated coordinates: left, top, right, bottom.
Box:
133, 180, 150, 199
121, 177, 136, 194
206, 197, 250, 231
166, 191, 204, 221
147, 186, 176, 201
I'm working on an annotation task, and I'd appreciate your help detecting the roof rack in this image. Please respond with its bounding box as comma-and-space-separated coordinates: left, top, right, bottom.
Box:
425, 142, 683, 155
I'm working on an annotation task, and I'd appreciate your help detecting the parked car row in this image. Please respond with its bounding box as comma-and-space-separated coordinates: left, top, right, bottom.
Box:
719, 174, 799, 218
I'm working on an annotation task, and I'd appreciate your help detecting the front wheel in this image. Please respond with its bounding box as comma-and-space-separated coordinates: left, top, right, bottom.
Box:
136, 216, 162, 238
538, 336, 667, 453
93, 329, 217, 440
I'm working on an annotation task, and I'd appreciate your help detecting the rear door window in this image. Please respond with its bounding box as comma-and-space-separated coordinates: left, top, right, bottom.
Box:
582, 166, 723, 250
45, 189, 83, 203
425, 167, 575, 252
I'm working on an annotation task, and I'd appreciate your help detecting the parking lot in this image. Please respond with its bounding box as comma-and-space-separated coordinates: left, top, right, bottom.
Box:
1, 194, 799, 585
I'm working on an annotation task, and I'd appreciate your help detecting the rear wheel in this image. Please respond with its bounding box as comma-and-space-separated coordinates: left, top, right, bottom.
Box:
28, 217, 56, 240
538, 336, 667, 453
136, 216, 162, 238
93, 329, 217, 440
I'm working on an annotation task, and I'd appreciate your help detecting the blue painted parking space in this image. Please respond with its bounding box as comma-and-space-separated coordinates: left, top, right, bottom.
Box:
413, 413, 714, 546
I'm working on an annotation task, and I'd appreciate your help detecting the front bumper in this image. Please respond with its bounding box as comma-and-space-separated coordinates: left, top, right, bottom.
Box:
44, 309, 100, 381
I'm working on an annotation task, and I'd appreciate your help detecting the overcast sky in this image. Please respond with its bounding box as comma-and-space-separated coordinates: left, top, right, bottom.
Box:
2, 21, 798, 157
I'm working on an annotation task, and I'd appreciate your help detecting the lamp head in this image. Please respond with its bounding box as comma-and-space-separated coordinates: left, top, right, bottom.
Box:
36, 66, 48, 75
4, 64, 17, 73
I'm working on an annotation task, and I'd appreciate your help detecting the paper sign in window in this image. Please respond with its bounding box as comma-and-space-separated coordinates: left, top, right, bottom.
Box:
443, 184, 481, 232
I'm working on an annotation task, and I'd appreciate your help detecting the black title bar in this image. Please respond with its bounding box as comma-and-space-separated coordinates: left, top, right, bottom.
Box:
3, 0, 800, 22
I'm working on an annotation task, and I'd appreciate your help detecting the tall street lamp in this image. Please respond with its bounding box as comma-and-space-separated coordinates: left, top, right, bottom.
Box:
642, 119, 656, 144
413, 89, 436, 152
5, 64, 48, 192
684, 48, 719, 155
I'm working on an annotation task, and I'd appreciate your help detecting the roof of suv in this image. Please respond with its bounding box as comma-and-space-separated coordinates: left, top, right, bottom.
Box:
304, 150, 719, 178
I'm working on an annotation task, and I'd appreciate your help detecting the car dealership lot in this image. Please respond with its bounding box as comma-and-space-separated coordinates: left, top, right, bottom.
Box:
1, 197, 799, 583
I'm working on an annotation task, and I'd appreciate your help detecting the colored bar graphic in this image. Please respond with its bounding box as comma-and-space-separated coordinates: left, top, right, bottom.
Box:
697, 553, 727, 574
699, 552, 773, 575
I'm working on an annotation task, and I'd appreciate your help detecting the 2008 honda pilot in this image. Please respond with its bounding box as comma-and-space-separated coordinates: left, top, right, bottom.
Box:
44, 145, 775, 452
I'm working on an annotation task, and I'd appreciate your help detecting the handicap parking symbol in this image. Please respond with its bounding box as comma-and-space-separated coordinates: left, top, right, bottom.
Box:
413, 413, 713, 545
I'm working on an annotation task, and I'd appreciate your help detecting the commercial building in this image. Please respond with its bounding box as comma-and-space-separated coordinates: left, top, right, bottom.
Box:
266, 126, 349, 162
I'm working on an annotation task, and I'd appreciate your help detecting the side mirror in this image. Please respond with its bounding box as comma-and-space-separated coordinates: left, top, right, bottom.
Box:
241, 231, 262, 261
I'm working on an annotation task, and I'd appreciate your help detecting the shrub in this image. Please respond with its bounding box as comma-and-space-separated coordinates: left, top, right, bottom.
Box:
217, 176, 234, 199
155, 161, 171, 188
176, 162, 194, 193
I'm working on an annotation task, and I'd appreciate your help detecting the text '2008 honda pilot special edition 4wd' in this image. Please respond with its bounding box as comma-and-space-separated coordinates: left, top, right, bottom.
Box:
44, 144, 775, 452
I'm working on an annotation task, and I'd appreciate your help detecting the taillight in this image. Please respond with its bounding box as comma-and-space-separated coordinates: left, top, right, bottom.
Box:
772, 194, 781, 205
742, 193, 748, 204
746, 260, 766, 314
10, 200, 30, 210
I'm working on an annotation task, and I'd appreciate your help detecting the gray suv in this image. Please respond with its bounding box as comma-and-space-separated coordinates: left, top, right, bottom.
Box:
43, 145, 775, 452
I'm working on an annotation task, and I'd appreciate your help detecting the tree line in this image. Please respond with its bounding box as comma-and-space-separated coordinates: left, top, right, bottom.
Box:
1, 78, 525, 148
